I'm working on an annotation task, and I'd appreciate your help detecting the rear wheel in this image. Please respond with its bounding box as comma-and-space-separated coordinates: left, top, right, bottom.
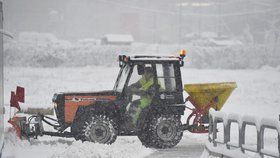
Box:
80, 115, 117, 144
147, 115, 183, 148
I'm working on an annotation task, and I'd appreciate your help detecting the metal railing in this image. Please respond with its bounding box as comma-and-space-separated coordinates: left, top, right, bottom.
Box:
206, 109, 280, 158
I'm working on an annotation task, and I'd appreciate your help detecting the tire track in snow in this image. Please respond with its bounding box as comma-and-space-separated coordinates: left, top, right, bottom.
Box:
146, 133, 205, 158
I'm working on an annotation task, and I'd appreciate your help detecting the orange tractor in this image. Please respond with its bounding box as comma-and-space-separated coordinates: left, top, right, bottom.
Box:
9, 51, 236, 148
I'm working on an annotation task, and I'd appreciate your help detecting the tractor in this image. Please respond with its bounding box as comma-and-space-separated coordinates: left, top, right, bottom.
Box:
9, 50, 237, 149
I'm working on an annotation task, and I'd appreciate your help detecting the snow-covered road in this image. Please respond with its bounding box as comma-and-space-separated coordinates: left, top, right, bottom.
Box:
3, 128, 206, 158
147, 133, 205, 158
3, 66, 280, 158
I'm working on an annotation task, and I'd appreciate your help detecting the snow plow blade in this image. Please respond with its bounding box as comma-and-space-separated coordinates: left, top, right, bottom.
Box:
8, 116, 28, 139
184, 82, 237, 111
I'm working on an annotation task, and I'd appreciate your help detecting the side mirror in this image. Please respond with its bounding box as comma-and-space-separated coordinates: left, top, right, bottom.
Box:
137, 65, 144, 75
119, 55, 123, 67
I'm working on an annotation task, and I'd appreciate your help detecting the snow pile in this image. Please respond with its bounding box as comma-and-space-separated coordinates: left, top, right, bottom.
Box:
52, 139, 153, 158
3, 130, 71, 158
3, 131, 153, 158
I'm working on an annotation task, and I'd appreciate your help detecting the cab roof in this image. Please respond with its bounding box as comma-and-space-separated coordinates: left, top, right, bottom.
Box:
119, 55, 181, 62
118, 53, 186, 67
130, 55, 181, 61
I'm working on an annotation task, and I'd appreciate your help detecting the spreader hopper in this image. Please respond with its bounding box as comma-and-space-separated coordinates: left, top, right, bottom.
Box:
182, 82, 237, 133
184, 82, 237, 111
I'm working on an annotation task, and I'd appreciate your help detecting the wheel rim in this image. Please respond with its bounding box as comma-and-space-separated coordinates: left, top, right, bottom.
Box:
156, 120, 176, 141
89, 123, 111, 143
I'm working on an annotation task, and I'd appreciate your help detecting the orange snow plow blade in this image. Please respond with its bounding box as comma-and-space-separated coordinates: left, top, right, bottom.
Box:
8, 86, 27, 138
8, 116, 27, 138
184, 82, 237, 111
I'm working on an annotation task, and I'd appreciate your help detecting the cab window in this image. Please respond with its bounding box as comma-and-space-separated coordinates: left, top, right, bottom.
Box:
156, 64, 176, 92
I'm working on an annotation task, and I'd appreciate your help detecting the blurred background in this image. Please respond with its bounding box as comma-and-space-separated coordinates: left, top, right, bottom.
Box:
3, 0, 280, 69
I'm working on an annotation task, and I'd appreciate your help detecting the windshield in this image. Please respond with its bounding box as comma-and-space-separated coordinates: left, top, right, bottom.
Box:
113, 64, 131, 93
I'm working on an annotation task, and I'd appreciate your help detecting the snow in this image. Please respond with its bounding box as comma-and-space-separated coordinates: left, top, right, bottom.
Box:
103, 34, 134, 43
208, 38, 243, 46
77, 38, 100, 46
2, 66, 280, 158
227, 113, 241, 124
53, 141, 152, 158
277, 65, 280, 72
3, 131, 153, 158
4, 35, 280, 69
242, 115, 260, 131
260, 148, 280, 158
18, 32, 59, 46
241, 144, 257, 152
204, 142, 258, 158
261, 118, 280, 132
209, 109, 226, 120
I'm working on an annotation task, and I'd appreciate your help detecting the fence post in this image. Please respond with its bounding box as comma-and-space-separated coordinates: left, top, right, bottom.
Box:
225, 121, 231, 149
258, 127, 264, 158
213, 119, 218, 147
240, 122, 246, 153
278, 134, 280, 155
208, 114, 213, 143
277, 115, 280, 153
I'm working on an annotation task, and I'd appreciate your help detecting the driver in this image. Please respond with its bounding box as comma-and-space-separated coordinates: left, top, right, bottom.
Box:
128, 67, 155, 124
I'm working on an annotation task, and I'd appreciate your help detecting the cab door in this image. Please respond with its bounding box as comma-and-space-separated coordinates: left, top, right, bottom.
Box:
155, 63, 184, 105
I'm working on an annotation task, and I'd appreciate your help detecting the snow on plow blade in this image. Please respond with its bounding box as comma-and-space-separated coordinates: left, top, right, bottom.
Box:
184, 82, 237, 111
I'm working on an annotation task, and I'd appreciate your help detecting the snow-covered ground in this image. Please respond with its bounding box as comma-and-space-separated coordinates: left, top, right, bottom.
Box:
2, 66, 280, 157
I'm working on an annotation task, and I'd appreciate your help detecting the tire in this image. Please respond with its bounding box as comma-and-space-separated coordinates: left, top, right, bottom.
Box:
79, 114, 117, 144
147, 114, 183, 149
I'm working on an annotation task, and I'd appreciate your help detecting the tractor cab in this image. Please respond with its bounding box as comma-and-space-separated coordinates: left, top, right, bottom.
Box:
114, 53, 186, 107
112, 53, 187, 135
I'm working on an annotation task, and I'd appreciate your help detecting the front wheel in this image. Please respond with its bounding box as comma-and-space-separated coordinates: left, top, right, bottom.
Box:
147, 114, 183, 148
80, 115, 117, 144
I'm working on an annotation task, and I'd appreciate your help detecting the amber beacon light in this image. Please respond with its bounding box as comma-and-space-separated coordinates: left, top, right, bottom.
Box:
179, 49, 186, 58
